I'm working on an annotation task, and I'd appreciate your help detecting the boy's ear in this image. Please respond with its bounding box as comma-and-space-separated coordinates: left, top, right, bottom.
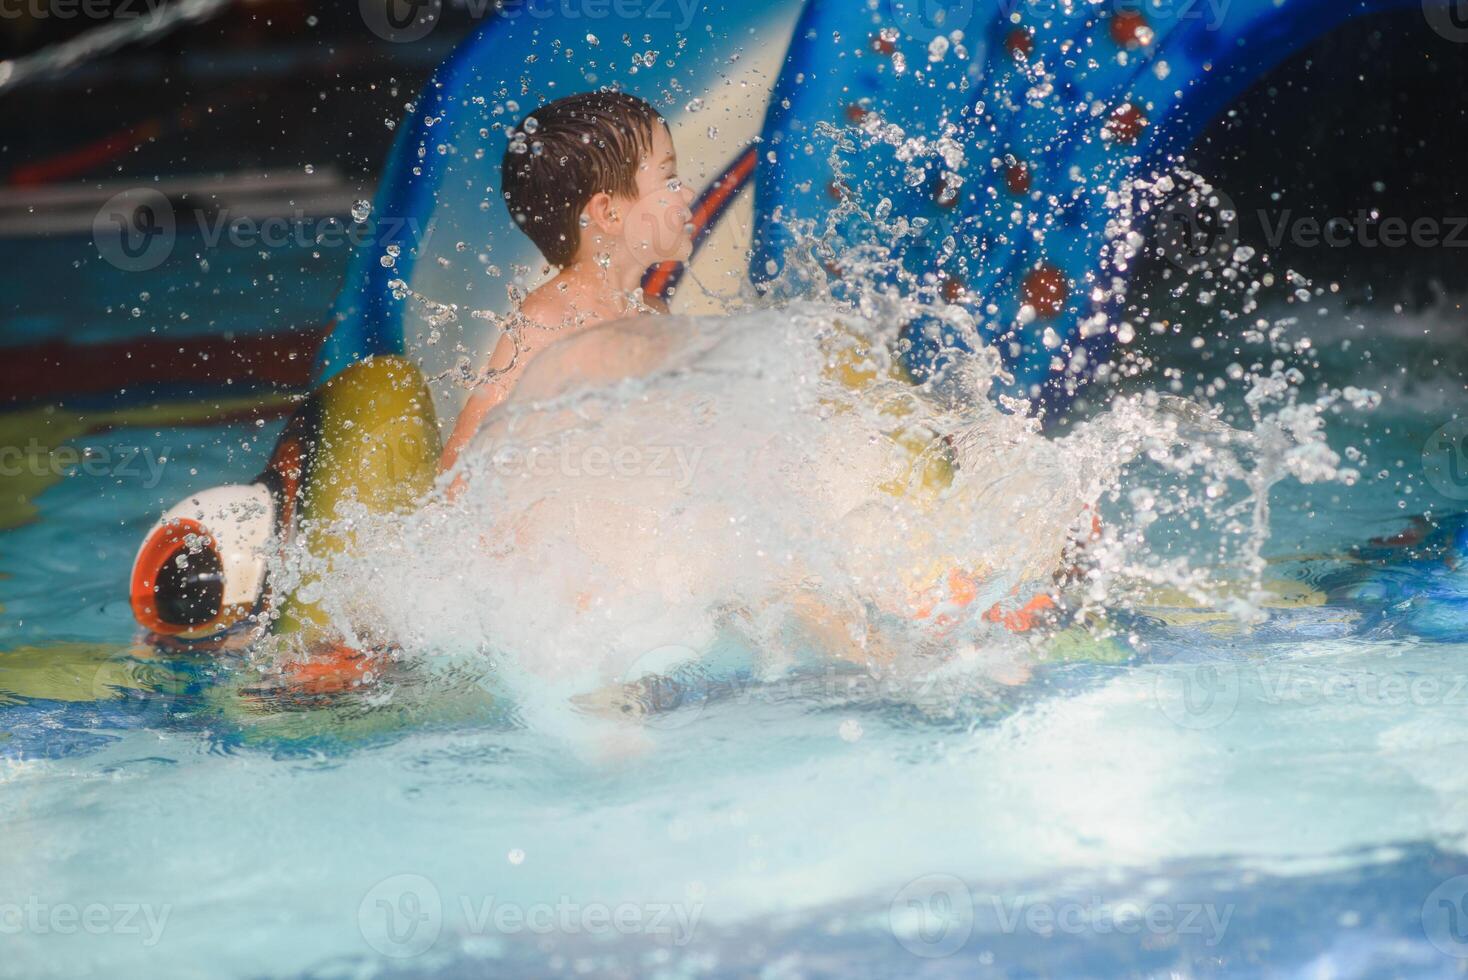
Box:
583, 191, 622, 235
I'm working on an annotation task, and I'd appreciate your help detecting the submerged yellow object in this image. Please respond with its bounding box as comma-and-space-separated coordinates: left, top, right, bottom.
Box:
270, 356, 443, 644
0, 642, 179, 705
1131, 578, 1331, 630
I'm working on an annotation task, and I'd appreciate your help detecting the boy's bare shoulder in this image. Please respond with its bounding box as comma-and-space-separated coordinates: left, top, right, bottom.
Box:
510, 316, 676, 401
517, 285, 573, 332
518, 281, 559, 316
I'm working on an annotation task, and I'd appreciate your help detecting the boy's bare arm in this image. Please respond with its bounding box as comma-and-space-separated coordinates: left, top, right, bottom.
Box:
439, 331, 523, 472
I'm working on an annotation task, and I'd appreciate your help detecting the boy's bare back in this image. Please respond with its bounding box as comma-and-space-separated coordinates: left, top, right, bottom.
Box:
497, 313, 678, 405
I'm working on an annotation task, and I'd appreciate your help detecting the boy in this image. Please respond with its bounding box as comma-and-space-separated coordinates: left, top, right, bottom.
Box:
439, 91, 696, 471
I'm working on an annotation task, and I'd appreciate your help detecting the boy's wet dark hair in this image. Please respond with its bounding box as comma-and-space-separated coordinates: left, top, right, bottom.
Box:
501, 91, 664, 267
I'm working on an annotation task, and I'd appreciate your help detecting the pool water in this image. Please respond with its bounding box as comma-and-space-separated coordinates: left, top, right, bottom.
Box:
4, 237, 1468, 979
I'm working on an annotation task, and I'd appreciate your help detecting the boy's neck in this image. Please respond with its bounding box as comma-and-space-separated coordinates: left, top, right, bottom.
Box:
565, 252, 646, 298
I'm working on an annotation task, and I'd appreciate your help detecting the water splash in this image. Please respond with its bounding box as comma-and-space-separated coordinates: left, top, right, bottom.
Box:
257, 105, 1376, 729
260, 285, 1362, 734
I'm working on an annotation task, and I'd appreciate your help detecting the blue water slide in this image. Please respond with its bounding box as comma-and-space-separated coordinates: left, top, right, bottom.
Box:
753, 0, 1422, 412
318, 0, 1425, 417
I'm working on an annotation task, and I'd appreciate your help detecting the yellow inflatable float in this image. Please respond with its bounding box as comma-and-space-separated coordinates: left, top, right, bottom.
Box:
129, 356, 440, 653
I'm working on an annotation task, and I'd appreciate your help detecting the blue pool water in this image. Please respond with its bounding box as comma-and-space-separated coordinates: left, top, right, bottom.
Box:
5, 228, 1468, 979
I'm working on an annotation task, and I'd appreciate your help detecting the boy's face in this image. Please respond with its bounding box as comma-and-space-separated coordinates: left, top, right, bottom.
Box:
618, 123, 696, 267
